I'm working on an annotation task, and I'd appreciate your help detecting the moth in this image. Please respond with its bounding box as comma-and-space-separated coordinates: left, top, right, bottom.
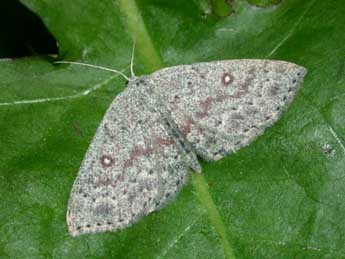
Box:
58, 54, 307, 236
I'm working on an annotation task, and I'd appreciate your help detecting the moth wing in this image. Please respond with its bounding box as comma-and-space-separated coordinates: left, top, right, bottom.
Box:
149, 59, 307, 161
67, 85, 189, 236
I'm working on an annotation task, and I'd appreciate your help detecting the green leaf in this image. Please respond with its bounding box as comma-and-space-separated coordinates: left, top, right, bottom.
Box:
1, 0, 344, 258
246, 0, 282, 7
212, 0, 235, 17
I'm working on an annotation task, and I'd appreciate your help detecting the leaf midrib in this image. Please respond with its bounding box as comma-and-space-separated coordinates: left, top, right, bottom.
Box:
117, 0, 235, 258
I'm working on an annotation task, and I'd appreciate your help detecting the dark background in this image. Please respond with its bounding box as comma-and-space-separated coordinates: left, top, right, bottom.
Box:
0, 0, 58, 58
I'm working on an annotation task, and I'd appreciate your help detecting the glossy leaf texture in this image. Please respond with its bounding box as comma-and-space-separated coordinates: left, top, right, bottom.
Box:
0, 0, 344, 258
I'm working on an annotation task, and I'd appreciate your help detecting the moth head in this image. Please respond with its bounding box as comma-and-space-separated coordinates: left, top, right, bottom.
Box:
130, 76, 150, 88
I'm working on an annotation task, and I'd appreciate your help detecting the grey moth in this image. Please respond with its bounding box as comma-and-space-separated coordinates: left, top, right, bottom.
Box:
61, 58, 307, 236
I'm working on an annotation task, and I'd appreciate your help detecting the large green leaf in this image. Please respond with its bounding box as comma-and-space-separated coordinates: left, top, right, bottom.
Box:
1, 0, 344, 258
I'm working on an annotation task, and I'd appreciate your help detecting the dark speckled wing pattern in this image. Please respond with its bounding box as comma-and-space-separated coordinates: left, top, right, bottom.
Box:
149, 60, 307, 161
67, 82, 198, 236
67, 59, 306, 236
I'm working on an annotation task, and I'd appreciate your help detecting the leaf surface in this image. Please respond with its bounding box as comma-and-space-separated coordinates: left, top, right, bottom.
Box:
0, 0, 344, 258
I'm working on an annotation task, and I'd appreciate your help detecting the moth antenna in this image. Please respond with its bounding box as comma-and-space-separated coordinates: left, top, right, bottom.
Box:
54, 61, 131, 81
130, 36, 136, 78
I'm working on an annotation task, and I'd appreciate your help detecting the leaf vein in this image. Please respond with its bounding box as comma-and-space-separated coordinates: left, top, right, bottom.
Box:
156, 214, 203, 259
328, 125, 345, 156
266, 0, 317, 58
192, 174, 236, 259
0, 73, 121, 107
